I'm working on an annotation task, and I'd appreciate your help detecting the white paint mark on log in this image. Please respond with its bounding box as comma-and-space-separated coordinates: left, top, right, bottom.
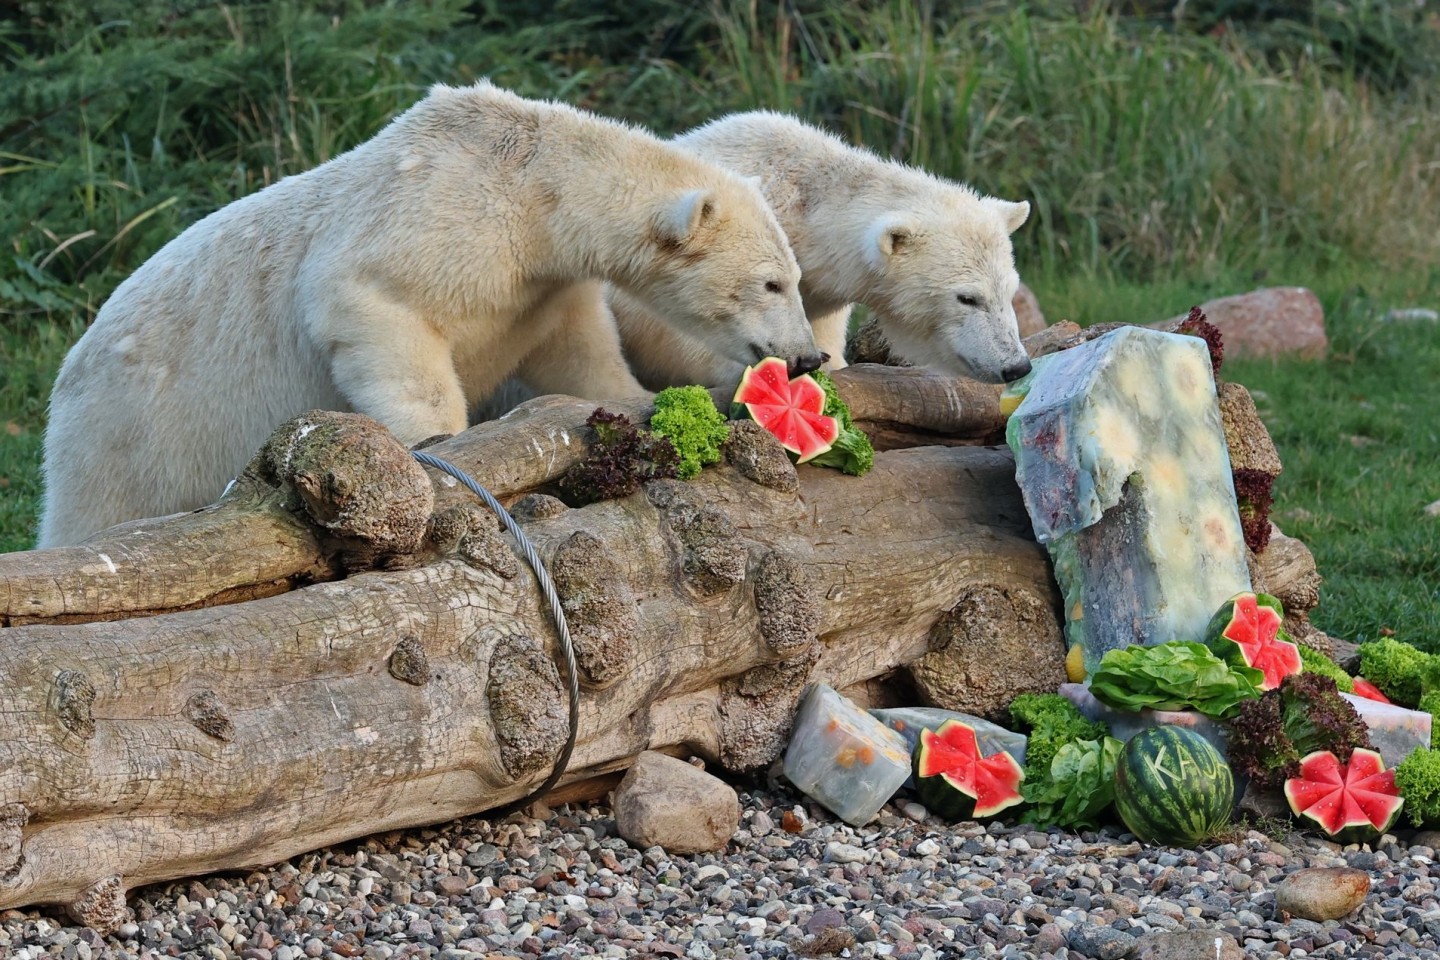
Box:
95, 553, 117, 575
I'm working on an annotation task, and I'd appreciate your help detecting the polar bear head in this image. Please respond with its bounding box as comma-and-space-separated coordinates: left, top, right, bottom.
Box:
628, 177, 824, 377
860, 196, 1033, 384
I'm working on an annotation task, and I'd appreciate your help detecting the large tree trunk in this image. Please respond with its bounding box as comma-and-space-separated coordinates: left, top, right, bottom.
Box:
0, 362, 1054, 930
0, 344, 1319, 931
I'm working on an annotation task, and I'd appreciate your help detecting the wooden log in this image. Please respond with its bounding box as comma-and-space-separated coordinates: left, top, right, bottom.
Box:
0, 412, 1055, 925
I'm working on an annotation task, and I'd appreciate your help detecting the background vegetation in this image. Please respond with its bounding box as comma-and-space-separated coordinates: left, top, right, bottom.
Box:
2, 1, 1437, 648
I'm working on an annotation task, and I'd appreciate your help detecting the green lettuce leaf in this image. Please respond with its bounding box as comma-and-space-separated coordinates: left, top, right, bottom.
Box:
1021, 736, 1124, 831
1088, 641, 1264, 719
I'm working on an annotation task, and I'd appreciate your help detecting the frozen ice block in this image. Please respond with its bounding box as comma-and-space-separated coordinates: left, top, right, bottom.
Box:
1006, 326, 1253, 674
1342, 693, 1433, 769
870, 706, 1028, 790
783, 683, 912, 826
1060, 682, 1231, 756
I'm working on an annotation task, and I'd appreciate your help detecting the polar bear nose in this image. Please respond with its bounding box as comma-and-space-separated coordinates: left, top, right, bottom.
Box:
788, 352, 827, 377
1001, 357, 1033, 382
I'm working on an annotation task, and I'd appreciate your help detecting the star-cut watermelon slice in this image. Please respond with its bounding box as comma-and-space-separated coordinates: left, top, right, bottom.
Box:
732, 357, 840, 463
912, 719, 1025, 820
1204, 591, 1302, 691
1284, 748, 1403, 844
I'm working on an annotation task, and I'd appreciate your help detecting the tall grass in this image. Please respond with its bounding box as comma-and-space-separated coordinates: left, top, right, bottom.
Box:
692, 1, 1440, 280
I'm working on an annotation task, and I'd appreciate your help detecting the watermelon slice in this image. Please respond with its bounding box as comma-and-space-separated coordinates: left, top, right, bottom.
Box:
1351, 678, 1393, 704
732, 357, 840, 464
912, 719, 1025, 820
1284, 748, 1403, 844
1204, 592, 1302, 692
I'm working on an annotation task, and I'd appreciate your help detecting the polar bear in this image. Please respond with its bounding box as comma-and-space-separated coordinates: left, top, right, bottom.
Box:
37, 82, 820, 548
616, 111, 1034, 389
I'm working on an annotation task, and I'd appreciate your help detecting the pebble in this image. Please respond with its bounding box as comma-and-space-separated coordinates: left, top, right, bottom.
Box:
5, 791, 1440, 958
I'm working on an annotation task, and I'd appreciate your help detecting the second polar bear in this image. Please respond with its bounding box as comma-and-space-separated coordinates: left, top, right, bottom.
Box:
38, 82, 820, 548
616, 112, 1034, 389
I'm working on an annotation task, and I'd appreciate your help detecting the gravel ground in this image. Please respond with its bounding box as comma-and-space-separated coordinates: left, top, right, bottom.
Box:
3, 786, 1438, 960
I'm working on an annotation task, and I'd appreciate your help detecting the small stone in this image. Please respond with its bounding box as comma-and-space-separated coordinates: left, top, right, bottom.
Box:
805, 908, 847, 936
824, 841, 870, 864
901, 802, 928, 822
1275, 867, 1370, 922
1066, 923, 1138, 959
1425, 500, 1440, 519
612, 751, 739, 855
914, 838, 941, 857
1132, 929, 1246, 960
435, 876, 469, 897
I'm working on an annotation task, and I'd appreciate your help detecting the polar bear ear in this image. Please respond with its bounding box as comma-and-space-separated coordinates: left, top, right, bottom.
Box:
996, 199, 1031, 234
864, 214, 918, 268
659, 189, 720, 245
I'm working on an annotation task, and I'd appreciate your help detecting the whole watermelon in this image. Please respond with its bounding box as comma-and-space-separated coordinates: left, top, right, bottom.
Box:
1114, 727, 1234, 846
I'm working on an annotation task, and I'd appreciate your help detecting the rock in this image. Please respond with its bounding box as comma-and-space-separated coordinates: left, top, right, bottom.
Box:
1014, 283, 1048, 338
1006, 325, 1253, 674
782, 683, 912, 827
1411, 830, 1440, 849
612, 751, 739, 855
1066, 923, 1138, 959
1134, 929, 1246, 960
907, 583, 1067, 723
1426, 500, 1440, 518
1237, 781, 1291, 822
1274, 867, 1370, 921
1158, 287, 1328, 360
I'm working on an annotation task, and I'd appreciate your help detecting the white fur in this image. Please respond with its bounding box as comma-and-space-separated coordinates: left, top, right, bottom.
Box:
617, 111, 1033, 389
38, 83, 819, 547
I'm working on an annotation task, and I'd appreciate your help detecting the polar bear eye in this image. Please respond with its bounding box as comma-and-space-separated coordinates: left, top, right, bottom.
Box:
764, 280, 784, 294
956, 293, 983, 308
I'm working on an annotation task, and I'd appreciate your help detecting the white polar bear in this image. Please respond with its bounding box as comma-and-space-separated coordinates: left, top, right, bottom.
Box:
616, 111, 1035, 389
38, 82, 820, 548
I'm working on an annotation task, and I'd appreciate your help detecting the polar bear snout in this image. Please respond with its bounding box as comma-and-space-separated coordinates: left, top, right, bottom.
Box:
1001, 356, 1033, 383
788, 352, 827, 377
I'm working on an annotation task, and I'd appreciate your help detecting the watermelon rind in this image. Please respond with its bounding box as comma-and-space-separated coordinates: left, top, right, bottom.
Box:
1113, 727, 1234, 847
732, 358, 840, 463
1284, 748, 1403, 844
1203, 591, 1302, 691
913, 720, 1025, 822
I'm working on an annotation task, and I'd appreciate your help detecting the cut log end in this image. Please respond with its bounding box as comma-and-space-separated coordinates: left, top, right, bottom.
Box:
64, 875, 128, 935
753, 549, 822, 655
909, 583, 1067, 723
485, 631, 570, 781
717, 660, 815, 773
550, 530, 640, 687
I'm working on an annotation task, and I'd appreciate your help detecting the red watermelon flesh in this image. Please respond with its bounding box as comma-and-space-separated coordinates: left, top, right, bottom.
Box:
1213, 593, 1302, 691
916, 720, 1025, 818
733, 357, 840, 463
1351, 678, 1393, 704
1284, 748, 1403, 842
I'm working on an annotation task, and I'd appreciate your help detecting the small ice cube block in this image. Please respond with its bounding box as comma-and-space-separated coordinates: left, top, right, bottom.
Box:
783, 683, 912, 826
871, 706, 1028, 790
1060, 682, 1231, 757
1342, 693, 1433, 769
1007, 327, 1253, 676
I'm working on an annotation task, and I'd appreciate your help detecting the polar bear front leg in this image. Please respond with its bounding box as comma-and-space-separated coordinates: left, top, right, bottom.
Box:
811, 305, 853, 372
516, 281, 653, 403
324, 308, 470, 447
